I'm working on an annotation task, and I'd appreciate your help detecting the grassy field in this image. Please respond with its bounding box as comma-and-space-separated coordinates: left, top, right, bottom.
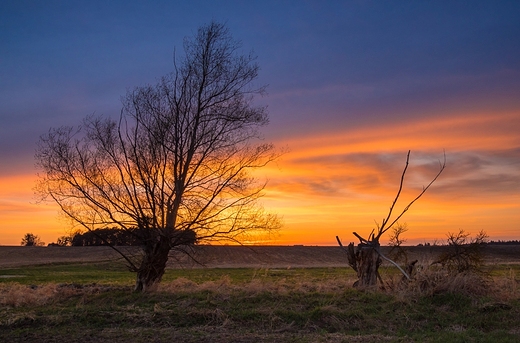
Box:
1, 246, 520, 342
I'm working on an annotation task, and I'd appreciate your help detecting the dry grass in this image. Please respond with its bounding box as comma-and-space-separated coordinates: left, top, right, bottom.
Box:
2, 267, 520, 343
157, 273, 354, 296
0, 282, 132, 308
2, 265, 516, 310
0, 283, 59, 307
0, 274, 354, 309
2, 250, 519, 309
382, 260, 520, 303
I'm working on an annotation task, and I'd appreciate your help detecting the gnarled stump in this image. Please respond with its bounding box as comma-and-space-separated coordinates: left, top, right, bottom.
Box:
356, 244, 382, 287
346, 242, 382, 288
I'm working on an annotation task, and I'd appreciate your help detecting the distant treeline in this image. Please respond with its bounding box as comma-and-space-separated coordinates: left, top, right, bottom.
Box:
71, 228, 141, 246
486, 240, 520, 245
68, 227, 197, 246
417, 240, 520, 247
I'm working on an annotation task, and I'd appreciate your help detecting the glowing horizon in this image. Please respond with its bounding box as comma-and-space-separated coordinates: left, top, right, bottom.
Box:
1, 110, 518, 246
257, 110, 520, 246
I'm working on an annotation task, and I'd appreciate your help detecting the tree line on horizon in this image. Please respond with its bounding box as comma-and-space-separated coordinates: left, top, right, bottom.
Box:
22, 229, 520, 248
36, 227, 196, 247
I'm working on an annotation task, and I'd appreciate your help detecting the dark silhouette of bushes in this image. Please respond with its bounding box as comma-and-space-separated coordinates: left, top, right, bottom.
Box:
71, 227, 196, 247
486, 240, 520, 245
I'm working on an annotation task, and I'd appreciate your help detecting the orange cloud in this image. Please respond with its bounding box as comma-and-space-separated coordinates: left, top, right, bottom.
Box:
277, 111, 519, 156
259, 110, 520, 245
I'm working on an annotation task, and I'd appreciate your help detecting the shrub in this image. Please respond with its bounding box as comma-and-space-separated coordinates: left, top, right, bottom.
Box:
433, 229, 488, 273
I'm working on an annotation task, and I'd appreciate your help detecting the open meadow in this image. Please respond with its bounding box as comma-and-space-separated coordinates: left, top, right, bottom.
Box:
1, 245, 520, 342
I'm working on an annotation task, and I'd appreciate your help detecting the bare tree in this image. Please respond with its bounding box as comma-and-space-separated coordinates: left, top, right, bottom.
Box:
35, 22, 280, 292
433, 229, 488, 273
21, 233, 45, 246
387, 222, 409, 265
337, 151, 445, 288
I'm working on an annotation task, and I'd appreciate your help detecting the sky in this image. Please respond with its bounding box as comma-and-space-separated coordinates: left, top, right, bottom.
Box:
1, 0, 519, 246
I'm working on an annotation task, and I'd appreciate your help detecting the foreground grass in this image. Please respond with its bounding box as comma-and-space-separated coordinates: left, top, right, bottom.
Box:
1, 263, 520, 342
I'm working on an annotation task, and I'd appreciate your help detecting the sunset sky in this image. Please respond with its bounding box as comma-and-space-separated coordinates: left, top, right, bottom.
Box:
1, 1, 519, 246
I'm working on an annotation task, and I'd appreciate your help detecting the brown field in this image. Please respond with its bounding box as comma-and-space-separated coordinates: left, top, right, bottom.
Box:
1, 244, 520, 269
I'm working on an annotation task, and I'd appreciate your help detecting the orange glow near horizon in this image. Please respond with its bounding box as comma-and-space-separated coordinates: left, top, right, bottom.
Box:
1, 111, 519, 246
0, 175, 71, 246
258, 110, 520, 245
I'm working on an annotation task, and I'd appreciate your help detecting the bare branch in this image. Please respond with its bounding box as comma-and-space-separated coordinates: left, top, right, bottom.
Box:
375, 150, 446, 241
379, 150, 410, 234
352, 232, 369, 244
376, 249, 410, 280
336, 235, 346, 250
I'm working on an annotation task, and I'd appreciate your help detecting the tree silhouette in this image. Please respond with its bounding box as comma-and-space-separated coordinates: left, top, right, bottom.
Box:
35, 22, 280, 292
21, 233, 44, 246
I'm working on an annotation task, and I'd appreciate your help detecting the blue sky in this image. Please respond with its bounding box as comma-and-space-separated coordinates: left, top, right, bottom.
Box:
1, 1, 519, 244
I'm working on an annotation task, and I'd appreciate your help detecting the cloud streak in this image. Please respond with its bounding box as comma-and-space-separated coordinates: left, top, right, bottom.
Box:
260, 111, 520, 244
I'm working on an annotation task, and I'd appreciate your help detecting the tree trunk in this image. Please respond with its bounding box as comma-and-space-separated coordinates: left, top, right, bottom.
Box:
354, 243, 382, 287
134, 236, 171, 292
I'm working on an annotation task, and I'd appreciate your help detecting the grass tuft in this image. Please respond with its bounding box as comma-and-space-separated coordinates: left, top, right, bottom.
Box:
0, 283, 59, 307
